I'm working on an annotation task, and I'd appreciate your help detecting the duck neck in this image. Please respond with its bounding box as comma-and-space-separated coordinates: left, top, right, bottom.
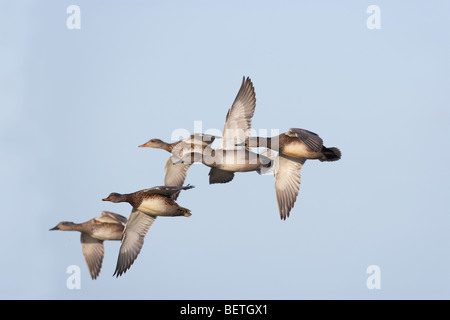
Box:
118, 193, 133, 204
61, 222, 83, 232
164, 141, 180, 153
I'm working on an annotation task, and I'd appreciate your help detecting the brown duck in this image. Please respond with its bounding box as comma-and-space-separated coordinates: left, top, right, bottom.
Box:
138, 133, 217, 156
171, 76, 273, 184
50, 211, 127, 279
102, 185, 193, 276
246, 128, 341, 220
138, 134, 217, 194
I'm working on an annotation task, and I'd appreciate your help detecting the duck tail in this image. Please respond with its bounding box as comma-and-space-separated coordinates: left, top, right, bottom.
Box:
320, 147, 341, 162
177, 206, 192, 217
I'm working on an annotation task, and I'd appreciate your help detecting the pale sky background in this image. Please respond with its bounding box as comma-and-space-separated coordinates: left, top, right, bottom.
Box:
1, 1, 450, 299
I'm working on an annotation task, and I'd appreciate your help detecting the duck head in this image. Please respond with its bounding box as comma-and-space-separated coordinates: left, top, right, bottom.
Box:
138, 139, 166, 149
102, 192, 127, 203
49, 222, 76, 231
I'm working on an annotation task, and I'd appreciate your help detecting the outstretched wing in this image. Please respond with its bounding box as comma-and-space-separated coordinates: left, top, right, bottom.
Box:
164, 157, 191, 200
80, 233, 104, 280
113, 209, 157, 277
274, 155, 306, 220
218, 77, 256, 150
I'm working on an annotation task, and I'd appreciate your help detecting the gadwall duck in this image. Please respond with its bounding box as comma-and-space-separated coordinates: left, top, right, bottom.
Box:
102, 185, 193, 276
50, 211, 127, 279
139, 133, 217, 157
246, 128, 341, 220
139, 134, 217, 197
176, 76, 273, 184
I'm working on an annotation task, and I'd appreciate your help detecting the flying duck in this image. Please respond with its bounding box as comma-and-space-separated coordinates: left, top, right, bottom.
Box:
246, 128, 341, 220
50, 211, 127, 279
102, 185, 194, 276
175, 76, 273, 184
138, 134, 217, 197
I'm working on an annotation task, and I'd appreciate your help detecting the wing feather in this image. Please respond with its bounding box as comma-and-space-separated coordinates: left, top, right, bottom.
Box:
218, 77, 257, 149
274, 155, 305, 220
80, 233, 104, 280
113, 209, 157, 277
164, 158, 191, 200
289, 128, 323, 152
140, 185, 195, 198
96, 211, 127, 225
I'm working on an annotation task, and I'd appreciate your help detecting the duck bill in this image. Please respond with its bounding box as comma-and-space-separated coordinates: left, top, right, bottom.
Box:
138, 142, 149, 148
102, 197, 111, 202
49, 226, 59, 231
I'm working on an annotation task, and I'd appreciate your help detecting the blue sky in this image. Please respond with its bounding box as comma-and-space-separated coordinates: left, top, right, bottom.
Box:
1, 1, 449, 299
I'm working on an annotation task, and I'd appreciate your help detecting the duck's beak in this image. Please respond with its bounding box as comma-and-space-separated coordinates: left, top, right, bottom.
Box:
138, 142, 149, 148
102, 197, 111, 201
49, 225, 59, 231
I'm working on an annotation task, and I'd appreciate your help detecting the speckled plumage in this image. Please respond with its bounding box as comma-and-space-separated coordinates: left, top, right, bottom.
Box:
102, 185, 194, 277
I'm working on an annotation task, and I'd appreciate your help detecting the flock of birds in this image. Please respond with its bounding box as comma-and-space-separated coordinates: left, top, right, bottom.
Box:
50, 76, 341, 279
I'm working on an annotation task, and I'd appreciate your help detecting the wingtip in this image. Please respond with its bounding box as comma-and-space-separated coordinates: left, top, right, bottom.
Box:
113, 261, 128, 278
242, 75, 252, 84
279, 207, 291, 221
113, 269, 124, 278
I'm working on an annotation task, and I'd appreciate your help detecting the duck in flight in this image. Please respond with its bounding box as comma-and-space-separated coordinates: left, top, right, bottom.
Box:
174, 76, 273, 184
245, 128, 341, 220
138, 134, 217, 196
50, 211, 127, 279
102, 185, 194, 277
